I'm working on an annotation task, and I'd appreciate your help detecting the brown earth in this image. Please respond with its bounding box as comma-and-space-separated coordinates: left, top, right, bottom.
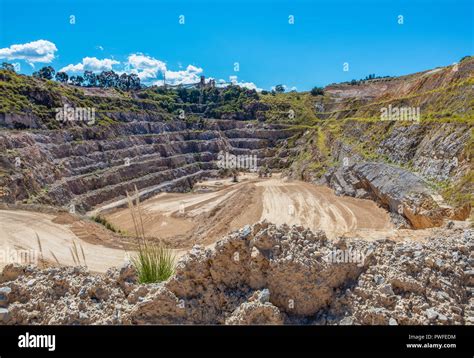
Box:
102, 173, 399, 250
0, 210, 127, 272
0, 174, 452, 273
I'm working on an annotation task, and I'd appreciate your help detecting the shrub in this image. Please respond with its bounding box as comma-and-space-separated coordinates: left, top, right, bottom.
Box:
310, 87, 324, 96
91, 215, 118, 233
274, 84, 285, 93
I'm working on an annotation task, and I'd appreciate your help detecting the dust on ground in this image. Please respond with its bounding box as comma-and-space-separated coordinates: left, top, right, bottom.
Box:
102, 173, 430, 250
0, 173, 441, 272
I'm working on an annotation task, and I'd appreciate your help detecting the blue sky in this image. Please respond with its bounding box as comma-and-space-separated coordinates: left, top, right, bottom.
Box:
0, 0, 472, 90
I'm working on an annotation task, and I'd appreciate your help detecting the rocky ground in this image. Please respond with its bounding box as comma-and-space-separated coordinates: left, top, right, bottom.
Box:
0, 222, 472, 325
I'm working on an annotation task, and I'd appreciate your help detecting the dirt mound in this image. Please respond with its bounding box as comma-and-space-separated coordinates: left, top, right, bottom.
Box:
51, 213, 79, 225
0, 222, 471, 325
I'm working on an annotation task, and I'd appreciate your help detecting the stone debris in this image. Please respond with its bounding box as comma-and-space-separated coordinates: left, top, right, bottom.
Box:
0, 222, 471, 325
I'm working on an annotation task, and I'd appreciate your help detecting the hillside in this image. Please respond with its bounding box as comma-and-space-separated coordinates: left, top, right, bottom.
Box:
0, 56, 472, 328
260, 56, 474, 123
0, 57, 471, 225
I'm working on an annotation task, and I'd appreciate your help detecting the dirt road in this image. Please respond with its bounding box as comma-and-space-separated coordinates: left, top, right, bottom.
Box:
0, 210, 128, 272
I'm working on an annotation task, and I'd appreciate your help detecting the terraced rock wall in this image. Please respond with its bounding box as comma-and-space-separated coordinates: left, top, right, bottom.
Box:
0, 119, 296, 212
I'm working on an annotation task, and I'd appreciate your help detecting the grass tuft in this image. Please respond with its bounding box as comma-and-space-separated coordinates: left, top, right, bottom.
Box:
35, 233, 44, 267
126, 186, 175, 283
131, 241, 175, 284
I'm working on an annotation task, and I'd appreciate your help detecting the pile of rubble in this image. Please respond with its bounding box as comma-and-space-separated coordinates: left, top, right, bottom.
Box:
0, 222, 472, 325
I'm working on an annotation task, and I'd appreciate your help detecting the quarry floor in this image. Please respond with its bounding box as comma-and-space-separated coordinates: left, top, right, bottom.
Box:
0, 173, 440, 272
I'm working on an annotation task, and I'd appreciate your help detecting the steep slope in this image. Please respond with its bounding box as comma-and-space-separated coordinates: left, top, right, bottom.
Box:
284, 120, 472, 228
259, 56, 473, 123
276, 57, 473, 227
0, 120, 294, 212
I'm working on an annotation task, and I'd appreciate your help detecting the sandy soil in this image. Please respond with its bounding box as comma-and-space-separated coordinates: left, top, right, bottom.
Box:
0, 174, 441, 273
0, 209, 196, 273
258, 178, 394, 239
0, 210, 129, 272
102, 174, 402, 249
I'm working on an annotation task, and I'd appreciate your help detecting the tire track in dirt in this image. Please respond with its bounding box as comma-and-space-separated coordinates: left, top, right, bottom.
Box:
104, 174, 396, 247
0, 175, 436, 273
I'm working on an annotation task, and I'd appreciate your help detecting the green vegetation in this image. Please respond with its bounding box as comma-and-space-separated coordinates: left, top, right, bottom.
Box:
0, 69, 265, 124
27, 64, 142, 90
1, 56, 473, 128
126, 187, 175, 284
259, 91, 321, 124
33, 66, 55, 80
91, 215, 120, 233
438, 171, 473, 209
132, 240, 176, 284
274, 84, 286, 93
310, 87, 324, 96
438, 128, 474, 211
341, 73, 393, 86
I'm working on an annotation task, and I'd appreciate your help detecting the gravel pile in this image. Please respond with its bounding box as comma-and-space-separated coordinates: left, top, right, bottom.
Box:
0, 222, 471, 325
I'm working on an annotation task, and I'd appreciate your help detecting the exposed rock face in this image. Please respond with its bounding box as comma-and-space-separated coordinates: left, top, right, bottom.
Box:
376, 123, 471, 182
321, 162, 470, 229
285, 119, 471, 228
323, 58, 474, 120
0, 120, 295, 212
0, 222, 471, 325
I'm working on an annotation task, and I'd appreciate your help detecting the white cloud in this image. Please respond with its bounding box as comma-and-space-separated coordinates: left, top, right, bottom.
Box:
162, 65, 204, 85
186, 64, 202, 73
124, 54, 205, 85
238, 82, 260, 91
228, 75, 260, 91
127, 54, 166, 80
0, 40, 57, 64
60, 57, 120, 73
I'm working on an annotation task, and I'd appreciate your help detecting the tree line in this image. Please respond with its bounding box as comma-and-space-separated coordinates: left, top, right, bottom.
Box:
1, 62, 327, 95
1, 63, 141, 91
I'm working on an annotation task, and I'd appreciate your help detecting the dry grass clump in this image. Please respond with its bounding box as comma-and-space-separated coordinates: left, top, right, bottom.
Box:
126, 186, 175, 283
